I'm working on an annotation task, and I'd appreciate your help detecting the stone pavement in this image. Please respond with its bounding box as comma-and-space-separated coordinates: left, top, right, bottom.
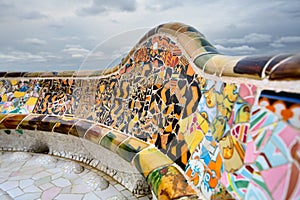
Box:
0, 152, 152, 200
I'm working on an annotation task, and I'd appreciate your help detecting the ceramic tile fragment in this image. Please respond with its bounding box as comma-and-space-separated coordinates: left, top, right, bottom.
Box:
53, 117, 79, 134
269, 54, 300, 80
0, 114, 27, 129
100, 131, 129, 152
39, 115, 61, 132
147, 165, 197, 199
68, 120, 94, 138
18, 114, 46, 130
116, 137, 150, 162
264, 54, 292, 75
7, 187, 23, 198
233, 55, 273, 78
84, 124, 109, 144
133, 148, 173, 178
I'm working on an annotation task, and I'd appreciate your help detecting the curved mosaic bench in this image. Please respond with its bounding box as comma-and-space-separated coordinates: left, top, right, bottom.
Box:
1, 22, 300, 199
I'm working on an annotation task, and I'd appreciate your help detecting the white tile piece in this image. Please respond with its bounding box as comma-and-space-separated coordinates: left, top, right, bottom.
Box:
82, 192, 100, 200
8, 174, 32, 181
94, 185, 122, 200
39, 182, 54, 190
34, 175, 51, 186
23, 185, 42, 193
0, 180, 18, 191
19, 179, 34, 189
7, 187, 23, 198
52, 178, 71, 188
21, 166, 44, 175
60, 185, 72, 194
32, 171, 51, 180
71, 184, 91, 194
47, 168, 61, 175
54, 194, 84, 200
51, 172, 64, 180
15, 192, 41, 200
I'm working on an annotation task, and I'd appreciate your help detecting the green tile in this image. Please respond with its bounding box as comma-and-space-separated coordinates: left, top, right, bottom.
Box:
100, 131, 128, 152
116, 137, 150, 162
194, 54, 217, 70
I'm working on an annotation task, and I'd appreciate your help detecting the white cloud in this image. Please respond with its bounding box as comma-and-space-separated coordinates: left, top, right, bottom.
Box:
270, 42, 285, 48
76, 0, 137, 16
0, 53, 19, 62
214, 44, 257, 55
142, 0, 183, 11
63, 45, 90, 58
0, 51, 59, 62
52, 36, 80, 41
216, 33, 272, 45
244, 33, 272, 43
24, 38, 47, 45
270, 36, 300, 48
276, 36, 300, 43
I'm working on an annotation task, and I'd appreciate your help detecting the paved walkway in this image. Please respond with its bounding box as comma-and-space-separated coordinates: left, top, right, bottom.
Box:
0, 152, 152, 200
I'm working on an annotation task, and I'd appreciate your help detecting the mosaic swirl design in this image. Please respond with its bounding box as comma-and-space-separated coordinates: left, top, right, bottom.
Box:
0, 22, 300, 200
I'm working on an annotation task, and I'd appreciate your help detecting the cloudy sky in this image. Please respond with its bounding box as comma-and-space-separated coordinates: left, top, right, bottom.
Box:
0, 0, 299, 71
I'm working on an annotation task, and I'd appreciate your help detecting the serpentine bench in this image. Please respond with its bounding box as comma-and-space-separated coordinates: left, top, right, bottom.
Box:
0, 22, 299, 200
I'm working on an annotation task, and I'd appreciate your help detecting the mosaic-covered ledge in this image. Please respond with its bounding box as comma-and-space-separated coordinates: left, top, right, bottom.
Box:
1, 22, 300, 200
0, 113, 198, 199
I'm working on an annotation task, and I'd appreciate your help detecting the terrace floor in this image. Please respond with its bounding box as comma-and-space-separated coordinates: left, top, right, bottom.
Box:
0, 152, 152, 200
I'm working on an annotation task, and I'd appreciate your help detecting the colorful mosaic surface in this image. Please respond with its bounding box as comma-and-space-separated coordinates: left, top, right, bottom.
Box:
0, 152, 150, 200
0, 22, 300, 199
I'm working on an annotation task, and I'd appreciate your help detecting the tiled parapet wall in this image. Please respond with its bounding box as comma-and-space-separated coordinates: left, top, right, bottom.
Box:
0, 22, 300, 199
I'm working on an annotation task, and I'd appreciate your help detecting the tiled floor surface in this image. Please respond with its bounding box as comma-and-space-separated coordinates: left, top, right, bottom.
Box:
0, 152, 151, 200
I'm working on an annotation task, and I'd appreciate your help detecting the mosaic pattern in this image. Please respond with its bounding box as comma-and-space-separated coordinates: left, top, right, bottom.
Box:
0, 22, 300, 199
0, 152, 150, 200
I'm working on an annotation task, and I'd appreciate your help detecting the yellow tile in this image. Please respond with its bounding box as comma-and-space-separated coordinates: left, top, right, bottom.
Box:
10, 80, 18, 86
133, 148, 173, 178
25, 97, 38, 106
14, 91, 25, 98
2, 94, 7, 102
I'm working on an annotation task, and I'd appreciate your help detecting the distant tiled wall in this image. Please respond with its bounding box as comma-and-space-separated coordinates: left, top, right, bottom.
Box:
0, 22, 299, 200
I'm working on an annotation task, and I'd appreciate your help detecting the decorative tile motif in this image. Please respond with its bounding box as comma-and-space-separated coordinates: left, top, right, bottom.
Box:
68, 120, 95, 138
116, 137, 150, 162
32, 79, 80, 116
53, 117, 79, 134
84, 124, 110, 144
133, 148, 174, 178
0, 22, 300, 200
147, 165, 198, 199
0, 80, 39, 114
100, 131, 129, 152
38, 115, 61, 132
0, 114, 27, 129
18, 114, 46, 130
222, 90, 300, 199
